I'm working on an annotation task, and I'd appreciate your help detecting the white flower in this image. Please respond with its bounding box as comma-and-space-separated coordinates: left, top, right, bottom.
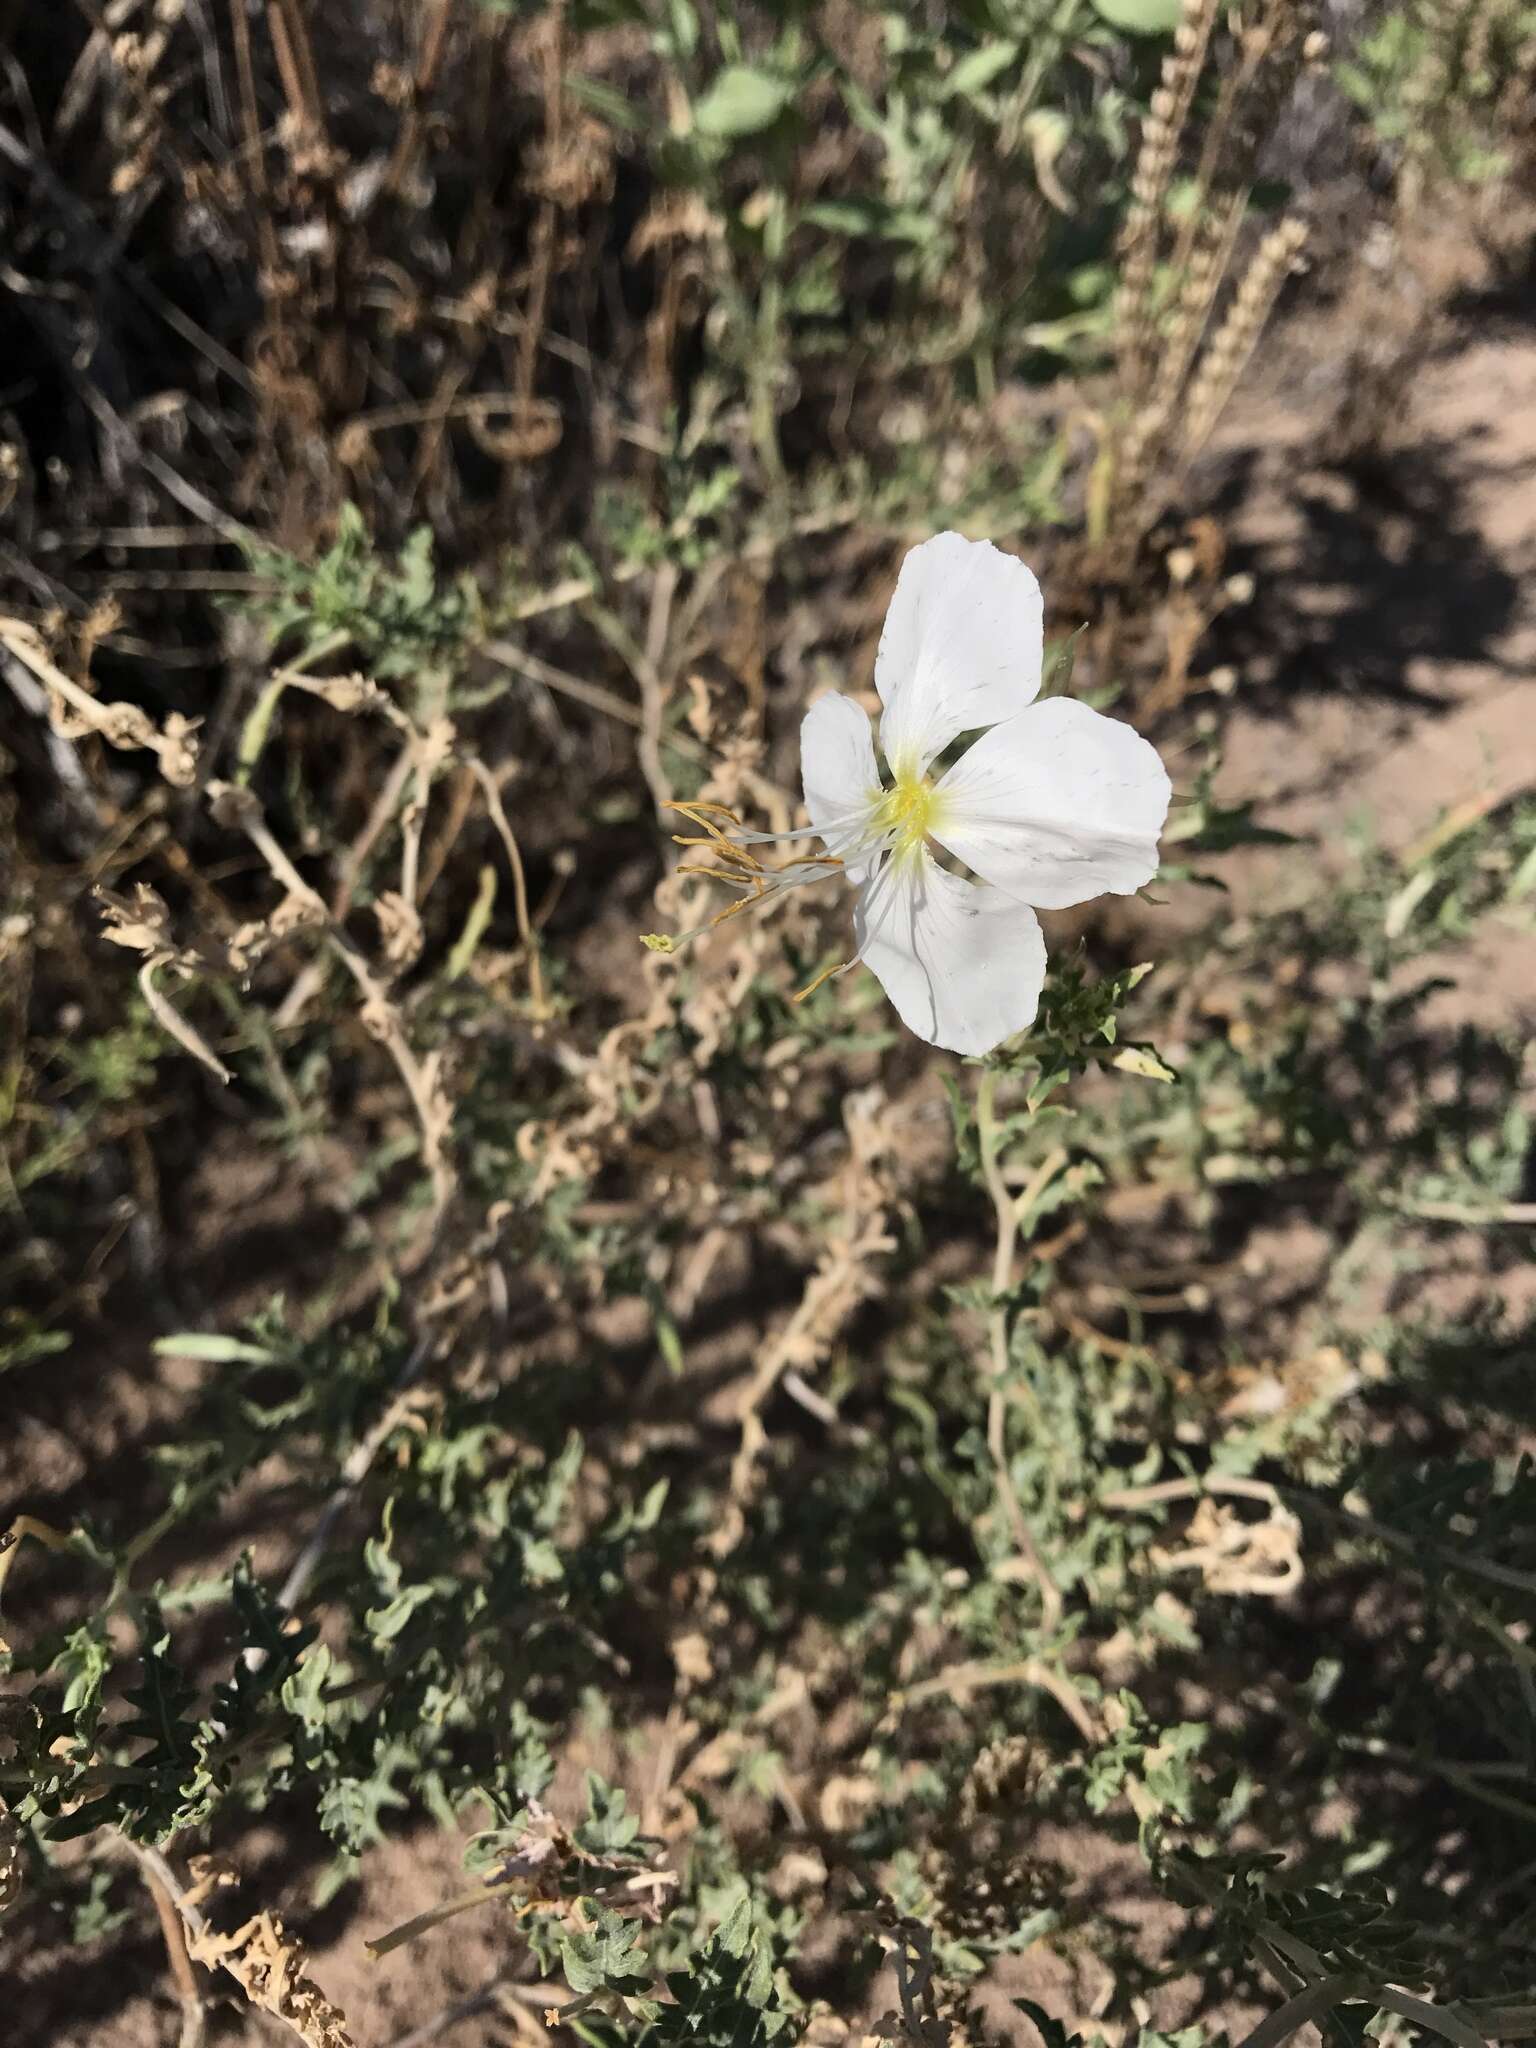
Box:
798, 532, 1171, 1056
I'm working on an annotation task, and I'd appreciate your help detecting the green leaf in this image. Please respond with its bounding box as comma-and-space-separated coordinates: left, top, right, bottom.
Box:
804, 198, 935, 243
520, 1534, 565, 1585
560, 1904, 650, 1995
153, 1333, 278, 1364
1111, 1044, 1179, 1084
365, 1583, 437, 1643
1089, 0, 1181, 31
662, 0, 698, 58
717, 1881, 753, 1957
281, 1645, 334, 1734
120, 1624, 195, 1760
744, 1929, 775, 2010
565, 73, 648, 133
0, 1324, 70, 1373
576, 1773, 641, 1857
654, 1302, 684, 1377
942, 41, 1019, 100
692, 66, 794, 138
318, 1771, 407, 1853
1162, 794, 1298, 852
1041, 624, 1087, 697
57, 1621, 112, 1723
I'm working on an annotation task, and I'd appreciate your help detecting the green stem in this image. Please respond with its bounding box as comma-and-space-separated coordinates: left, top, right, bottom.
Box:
236, 628, 352, 784
974, 1065, 1061, 1629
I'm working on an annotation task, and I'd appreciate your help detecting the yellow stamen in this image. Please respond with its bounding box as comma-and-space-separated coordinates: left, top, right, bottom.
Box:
676, 857, 758, 884
709, 896, 758, 927
793, 958, 846, 1004
647, 799, 849, 975
677, 837, 748, 864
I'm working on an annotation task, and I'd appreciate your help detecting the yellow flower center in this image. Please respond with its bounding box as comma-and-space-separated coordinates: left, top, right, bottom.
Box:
873, 767, 946, 863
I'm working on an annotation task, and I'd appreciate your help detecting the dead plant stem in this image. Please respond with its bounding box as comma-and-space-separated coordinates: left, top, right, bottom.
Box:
214, 786, 456, 1216
467, 758, 550, 1018
122, 1840, 206, 2048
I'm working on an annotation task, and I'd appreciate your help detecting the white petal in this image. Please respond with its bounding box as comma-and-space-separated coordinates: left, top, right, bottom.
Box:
932, 698, 1170, 911
801, 691, 883, 871
875, 533, 1044, 777
855, 852, 1047, 1056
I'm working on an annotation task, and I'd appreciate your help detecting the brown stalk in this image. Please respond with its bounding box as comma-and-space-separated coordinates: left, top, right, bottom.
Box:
1145, 186, 1247, 422
511, 4, 567, 420
584, 572, 678, 826
123, 1842, 206, 2048
1116, 0, 1222, 392
888, 1656, 1101, 1744
382, 0, 456, 196
134, 1845, 354, 2048
225, 0, 270, 207
467, 758, 550, 1019
265, 0, 329, 147
1179, 217, 1309, 464
1113, 0, 1315, 516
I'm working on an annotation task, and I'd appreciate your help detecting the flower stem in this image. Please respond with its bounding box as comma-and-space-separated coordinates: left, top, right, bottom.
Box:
974, 1066, 1062, 1632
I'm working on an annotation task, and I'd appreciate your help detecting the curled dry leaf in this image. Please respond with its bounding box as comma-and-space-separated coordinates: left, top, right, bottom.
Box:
525, 118, 615, 207
268, 894, 325, 940
373, 888, 424, 968
1153, 1494, 1303, 1597
0, 616, 200, 786
292, 670, 387, 716
158, 712, 200, 787
98, 882, 178, 957
187, 1907, 353, 2048
96, 885, 235, 1084
466, 396, 563, 464
626, 191, 723, 259
207, 779, 264, 833
670, 1630, 714, 1687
